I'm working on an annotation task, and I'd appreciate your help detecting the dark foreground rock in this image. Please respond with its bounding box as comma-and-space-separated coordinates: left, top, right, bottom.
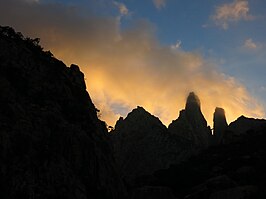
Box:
131, 186, 177, 199
150, 123, 266, 199
0, 26, 126, 199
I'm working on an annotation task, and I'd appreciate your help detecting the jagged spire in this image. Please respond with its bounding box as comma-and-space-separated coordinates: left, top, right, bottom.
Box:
185, 92, 201, 110
213, 107, 228, 145
185, 92, 208, 128
169, 92, 212, 148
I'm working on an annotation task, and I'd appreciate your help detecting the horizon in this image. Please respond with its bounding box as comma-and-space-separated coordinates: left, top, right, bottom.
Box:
1, 0, 266, 126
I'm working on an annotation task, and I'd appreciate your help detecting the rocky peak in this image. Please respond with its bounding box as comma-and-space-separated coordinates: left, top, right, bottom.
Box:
128, 106, 150, 118
185, 92, 201, 111
112, 106, 167, 138
114, 116, 124, 129
185, 92, 208, 128
229, 116, 266, 135
114, 106, 165, 132
110, 107, 181, 178
214, 107, 226, 116
213, 107, 228, 145
221, 115, 266, 144
169, 92, 211, 148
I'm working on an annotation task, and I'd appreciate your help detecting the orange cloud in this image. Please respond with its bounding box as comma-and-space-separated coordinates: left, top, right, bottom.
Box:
0, 0, 264, 126
212, 0, 254, 29
244, 38, 257, 49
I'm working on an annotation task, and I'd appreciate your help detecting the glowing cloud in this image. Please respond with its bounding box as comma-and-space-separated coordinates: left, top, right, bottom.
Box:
153, 0, 166, 10
212, 0, 254, 29
244, 38, 257, 49
0, 0, 264, 126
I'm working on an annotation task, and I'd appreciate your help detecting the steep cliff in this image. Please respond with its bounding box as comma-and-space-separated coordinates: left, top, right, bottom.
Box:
0, 26, 125, 199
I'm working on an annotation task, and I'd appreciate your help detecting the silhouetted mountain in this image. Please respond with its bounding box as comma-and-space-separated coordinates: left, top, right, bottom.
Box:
110, 106, 191, 179
110, 94, 266, 198
110, 93, 224, 182
1, 26, 266, 199
168, 92, 212, 148
223, 116, 266, 144
132, 118, 266, 199
0, 26, 126, 199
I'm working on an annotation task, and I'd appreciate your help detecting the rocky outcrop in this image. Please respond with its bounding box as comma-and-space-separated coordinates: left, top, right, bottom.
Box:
110, 106, 190, 179
213, 107, 228, 145
168, 92, 212, 149
223, 116, 266, 144
0, 26, 125, 199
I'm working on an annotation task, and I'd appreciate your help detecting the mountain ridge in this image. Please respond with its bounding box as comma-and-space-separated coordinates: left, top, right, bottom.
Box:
1, 25, 266, 199
0, 25, 126, 199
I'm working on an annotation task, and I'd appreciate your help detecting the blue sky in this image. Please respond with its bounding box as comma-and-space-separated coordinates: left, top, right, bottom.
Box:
119, 0, 266, 108
1, 0, 266, 125
53, 0, 266, 94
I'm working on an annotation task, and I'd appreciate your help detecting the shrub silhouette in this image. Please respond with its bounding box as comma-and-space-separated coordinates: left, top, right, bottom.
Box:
0, 26, 53, 58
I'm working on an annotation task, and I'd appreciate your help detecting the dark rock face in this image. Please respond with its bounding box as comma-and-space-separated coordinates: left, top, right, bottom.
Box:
169, 92, 212, 149
110, 106, 190, 179
213, 107, 228, 145
0, 26, 125, 199
185, 175, 237, 199
131, 186, 177, 199
209, 185, 258, 199
111, 106, 168, 178
111, 93, 219, 181
151, 122, 266, 199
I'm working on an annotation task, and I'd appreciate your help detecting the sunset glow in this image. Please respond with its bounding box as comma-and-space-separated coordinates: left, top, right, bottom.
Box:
1, 0, 265, 126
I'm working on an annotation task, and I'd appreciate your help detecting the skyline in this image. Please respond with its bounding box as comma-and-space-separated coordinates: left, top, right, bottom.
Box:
1, 0, 266, 126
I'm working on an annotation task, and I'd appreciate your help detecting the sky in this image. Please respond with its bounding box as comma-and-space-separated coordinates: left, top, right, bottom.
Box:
0, 0, 266, 127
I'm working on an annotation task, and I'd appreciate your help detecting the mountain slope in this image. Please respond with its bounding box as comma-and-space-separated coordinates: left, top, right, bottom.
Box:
0, 26, 126, 199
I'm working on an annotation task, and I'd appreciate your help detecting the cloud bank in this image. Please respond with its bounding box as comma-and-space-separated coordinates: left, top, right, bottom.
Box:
212, 0, 254, 29
0, 0, 264, 126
